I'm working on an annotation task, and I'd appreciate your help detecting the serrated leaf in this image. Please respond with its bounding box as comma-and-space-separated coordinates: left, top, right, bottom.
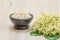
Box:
30, 30, 42, 36
44, 33, 60, 40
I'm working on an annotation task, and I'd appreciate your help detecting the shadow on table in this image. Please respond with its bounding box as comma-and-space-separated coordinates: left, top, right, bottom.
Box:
10, 25, 32, 33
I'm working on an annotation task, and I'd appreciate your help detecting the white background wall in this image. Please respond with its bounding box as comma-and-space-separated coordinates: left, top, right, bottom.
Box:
0, 0, 60, 18
0, 0, 60, 15
10, 0, 60, 13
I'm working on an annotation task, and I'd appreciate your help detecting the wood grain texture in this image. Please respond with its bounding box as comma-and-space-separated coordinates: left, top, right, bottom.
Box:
0, 0, 60, 40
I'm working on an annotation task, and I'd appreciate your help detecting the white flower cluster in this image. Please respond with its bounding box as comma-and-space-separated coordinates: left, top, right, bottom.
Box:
32, 13, 60, 35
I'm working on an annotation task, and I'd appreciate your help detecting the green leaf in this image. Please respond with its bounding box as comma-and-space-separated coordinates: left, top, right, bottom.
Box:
44, 33, 60, 40
30, 30, 42, 36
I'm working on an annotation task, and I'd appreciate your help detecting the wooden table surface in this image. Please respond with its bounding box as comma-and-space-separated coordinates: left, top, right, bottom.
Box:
0, 13, 60, 40
0, 0, 60, 40
0, 13, 45, 40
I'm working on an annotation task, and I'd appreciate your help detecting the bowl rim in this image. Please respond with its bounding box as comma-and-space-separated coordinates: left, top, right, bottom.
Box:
9, 13, 33, 21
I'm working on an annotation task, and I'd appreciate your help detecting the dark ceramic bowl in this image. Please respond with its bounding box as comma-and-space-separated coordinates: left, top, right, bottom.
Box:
9, 13, 33, 30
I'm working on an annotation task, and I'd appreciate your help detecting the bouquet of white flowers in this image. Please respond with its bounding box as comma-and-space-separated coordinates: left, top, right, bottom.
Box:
30, 13, 60, 40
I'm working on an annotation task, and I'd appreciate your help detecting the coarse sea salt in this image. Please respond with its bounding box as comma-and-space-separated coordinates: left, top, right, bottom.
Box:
12, 13, 31, 19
